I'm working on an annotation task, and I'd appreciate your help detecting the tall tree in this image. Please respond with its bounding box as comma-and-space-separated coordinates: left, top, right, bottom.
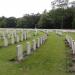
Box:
6, 17, 16, 28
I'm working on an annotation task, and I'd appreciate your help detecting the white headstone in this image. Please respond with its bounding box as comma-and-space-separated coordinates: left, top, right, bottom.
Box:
3, 37, 8, 47
26, 42, 31, 55
11, 33, 15, 44
21, 32, 23, 41
7, 33, 11, 39
14, 32, 17, 38
40, 37, 43, 45
69, 37, 72, 47
32, 39, 36, 51
16, 35, 19, 43
23, 31, 27, 40
73, 42, 75, 54
72, 40, 75, 54
37, 38, 40, 48
16, 45, 23, 61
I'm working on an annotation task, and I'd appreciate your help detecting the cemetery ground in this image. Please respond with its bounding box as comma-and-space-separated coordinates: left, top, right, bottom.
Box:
0, 31, 75, 75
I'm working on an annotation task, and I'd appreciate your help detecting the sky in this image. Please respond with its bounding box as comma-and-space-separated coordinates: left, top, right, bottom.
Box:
0, 0, 74, 18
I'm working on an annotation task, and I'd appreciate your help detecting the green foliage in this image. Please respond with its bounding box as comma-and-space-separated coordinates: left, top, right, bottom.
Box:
0, 16, 7, 28
0, 7, 75, 29
72, 18, 75, 29
6, 17, 16, 28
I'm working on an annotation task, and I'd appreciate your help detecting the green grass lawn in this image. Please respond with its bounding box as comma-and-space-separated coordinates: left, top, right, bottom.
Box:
0, 32, 75, 75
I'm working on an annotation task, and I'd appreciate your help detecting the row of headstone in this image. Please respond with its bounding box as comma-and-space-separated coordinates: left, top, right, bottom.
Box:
56, 30, 63, 36
65, 35, 75, 55
14, 31, 27, 43
0, 29, 46, 48
1, 31, 27, 47
65, 35, 75, 72
16, 35, 48, 61
21, 31, 27, 41
42, 30, 49, 36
